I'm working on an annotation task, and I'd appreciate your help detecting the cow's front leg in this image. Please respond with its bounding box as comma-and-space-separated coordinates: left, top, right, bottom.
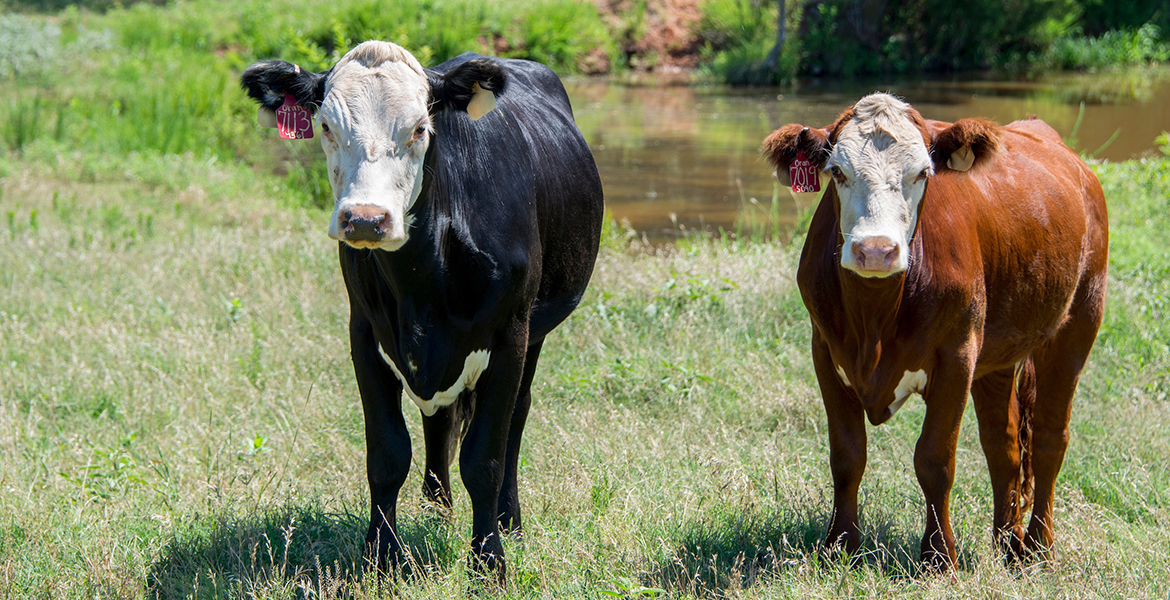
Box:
351, 315, 412, 574
812, 333, 867, 557
461, 319, 528, 585
914, 351, 975, 572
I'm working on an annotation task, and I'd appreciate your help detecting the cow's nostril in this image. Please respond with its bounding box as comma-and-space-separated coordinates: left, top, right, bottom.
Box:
885, 245, 900, 266
342, 207, 395, 243
852, 237, 899, 272
851, 242, 867, 267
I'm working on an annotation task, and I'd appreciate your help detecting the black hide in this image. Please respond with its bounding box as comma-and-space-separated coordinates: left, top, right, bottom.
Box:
241, 51, 603, 583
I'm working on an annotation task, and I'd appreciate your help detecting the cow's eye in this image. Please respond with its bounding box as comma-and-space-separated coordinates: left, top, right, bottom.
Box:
412, 124, 428, 141
829, 165, 846, 183
915, 168, 930, 182
320, 122, 330, 133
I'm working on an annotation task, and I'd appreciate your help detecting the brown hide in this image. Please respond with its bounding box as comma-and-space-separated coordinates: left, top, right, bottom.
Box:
781, 110, 1108, 569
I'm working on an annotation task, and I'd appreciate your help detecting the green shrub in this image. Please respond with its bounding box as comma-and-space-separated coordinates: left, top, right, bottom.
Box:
697, 0, 799, 84
0, 14, 60, 80
1046, 23, 1170, 69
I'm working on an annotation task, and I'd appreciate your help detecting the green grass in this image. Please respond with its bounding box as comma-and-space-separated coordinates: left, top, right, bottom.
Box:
2, 141, 1170, 597
2, 2, 1170, 597
0, 2, 616, 207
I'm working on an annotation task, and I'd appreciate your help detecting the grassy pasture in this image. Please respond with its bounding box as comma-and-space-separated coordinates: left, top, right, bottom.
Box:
1, 3, 1170, 598
2, 151, 1169, 597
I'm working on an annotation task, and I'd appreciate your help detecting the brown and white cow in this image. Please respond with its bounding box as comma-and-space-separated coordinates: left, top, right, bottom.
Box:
763, 93, 1108, 570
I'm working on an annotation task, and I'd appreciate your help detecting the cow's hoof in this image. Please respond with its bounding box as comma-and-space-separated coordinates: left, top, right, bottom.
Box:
997, 528, 1026, 565
919, 548, 957, 577
822, 526, 862, 563
468, 536, 507, 589
1020, 537, 1055, 567
363, 527, 405, 579
419, 499, 455, 522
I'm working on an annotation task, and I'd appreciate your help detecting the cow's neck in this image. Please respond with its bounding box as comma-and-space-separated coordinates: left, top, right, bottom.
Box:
837, 264, 907, 377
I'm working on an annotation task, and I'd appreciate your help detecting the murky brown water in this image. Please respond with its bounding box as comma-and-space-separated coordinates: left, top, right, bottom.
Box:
566, 66, 1170, 239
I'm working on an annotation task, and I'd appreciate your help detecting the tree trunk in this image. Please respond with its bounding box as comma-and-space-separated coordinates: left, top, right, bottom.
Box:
762, 0, 787, 72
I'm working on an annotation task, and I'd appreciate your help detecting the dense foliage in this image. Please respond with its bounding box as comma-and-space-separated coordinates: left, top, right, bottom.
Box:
702, 0, 1169, 83
0, 1, 621, 208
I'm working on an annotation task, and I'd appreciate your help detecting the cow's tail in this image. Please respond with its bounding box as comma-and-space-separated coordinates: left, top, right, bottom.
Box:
1015, 356, 1037, 519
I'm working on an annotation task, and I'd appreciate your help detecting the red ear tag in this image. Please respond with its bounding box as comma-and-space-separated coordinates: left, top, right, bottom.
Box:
790, 150, 820, 193
276, 94, 314, 140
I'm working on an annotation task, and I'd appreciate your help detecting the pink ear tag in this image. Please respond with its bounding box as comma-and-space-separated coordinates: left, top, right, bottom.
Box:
276, 94, 314, 140
790, 150, 820, 193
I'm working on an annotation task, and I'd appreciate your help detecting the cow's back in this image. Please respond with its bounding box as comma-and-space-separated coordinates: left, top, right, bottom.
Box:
430, 54, 603, 339
918, 118, 1108, 371
495, 57, 604, 336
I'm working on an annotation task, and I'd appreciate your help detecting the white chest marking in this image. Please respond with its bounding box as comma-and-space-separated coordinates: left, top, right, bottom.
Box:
836, 365, 852, 388
889, 369, 928, 417
378, 345, 491, 417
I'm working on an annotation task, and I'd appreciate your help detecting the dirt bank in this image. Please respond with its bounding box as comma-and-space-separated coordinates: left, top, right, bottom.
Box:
592, 0, 705, 71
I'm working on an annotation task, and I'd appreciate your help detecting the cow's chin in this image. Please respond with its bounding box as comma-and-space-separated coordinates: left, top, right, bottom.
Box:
846, 266, 904, 279
339, 236, 409, 252
840, 258, 908, 279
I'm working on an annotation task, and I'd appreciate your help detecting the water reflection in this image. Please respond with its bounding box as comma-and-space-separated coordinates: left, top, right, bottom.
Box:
565, 66, 1170, 239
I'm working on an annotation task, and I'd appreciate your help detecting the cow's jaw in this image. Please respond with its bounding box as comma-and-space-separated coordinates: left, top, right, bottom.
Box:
830, 94, 932, 278
317, 42, 432, 252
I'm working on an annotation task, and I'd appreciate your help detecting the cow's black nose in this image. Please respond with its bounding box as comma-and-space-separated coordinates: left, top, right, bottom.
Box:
341, 207, 390, 242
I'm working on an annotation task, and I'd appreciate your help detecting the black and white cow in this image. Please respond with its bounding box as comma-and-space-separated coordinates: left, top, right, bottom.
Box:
240, 41, 604, 582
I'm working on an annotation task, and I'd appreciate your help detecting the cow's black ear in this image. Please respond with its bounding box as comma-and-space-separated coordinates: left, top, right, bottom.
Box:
240, 60, 331, 112
429, 59, 506, 120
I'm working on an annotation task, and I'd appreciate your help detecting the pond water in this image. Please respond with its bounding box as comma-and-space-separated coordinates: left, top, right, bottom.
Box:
565, 66, 1170, 239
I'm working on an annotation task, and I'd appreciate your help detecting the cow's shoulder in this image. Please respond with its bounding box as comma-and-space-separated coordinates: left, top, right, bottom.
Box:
1002, 117, 1062, 144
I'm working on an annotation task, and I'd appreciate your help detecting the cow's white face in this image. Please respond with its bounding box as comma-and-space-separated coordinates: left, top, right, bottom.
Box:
317, 42, 432, 251
829, 94, 933, 277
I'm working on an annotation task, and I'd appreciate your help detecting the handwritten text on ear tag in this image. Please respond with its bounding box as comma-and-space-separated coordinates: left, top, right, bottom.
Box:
790, 150, 820, 193
276, 94, 313, 140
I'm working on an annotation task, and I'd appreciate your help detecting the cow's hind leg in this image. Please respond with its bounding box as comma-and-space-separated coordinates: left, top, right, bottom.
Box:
351, 317, 413, 574
421, 405, 460, 509
1025, 292, 1104, 559
497, 340, 542, 535
461, 318, 529, 585
970, 366, 1029, 561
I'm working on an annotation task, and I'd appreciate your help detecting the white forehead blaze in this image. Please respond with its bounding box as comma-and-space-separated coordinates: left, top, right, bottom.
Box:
830, 94, 933, 275
318, 41, 432, 251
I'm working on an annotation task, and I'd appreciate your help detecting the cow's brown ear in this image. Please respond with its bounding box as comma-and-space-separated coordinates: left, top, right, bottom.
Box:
931, 118, 1001, 172
762, 124, 830, 187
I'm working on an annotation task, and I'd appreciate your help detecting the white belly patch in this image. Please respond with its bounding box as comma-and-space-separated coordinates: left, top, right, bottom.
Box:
889, 369, 928, 417
378, 345, 491, 417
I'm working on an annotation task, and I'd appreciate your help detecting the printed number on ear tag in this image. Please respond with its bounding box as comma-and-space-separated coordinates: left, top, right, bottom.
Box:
790, 150, 820, 193
276, 94, 314, 140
